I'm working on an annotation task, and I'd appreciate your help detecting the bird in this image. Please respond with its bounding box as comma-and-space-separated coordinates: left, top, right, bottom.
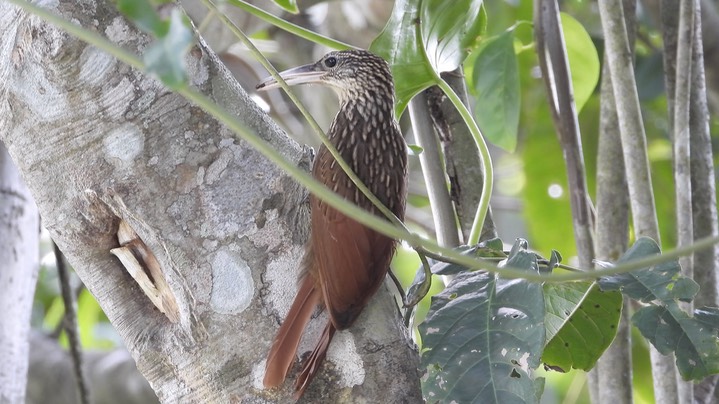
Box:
256, 49, 408, 399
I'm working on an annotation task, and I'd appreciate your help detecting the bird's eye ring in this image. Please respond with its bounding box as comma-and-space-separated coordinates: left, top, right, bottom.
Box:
324, 57, 337, 68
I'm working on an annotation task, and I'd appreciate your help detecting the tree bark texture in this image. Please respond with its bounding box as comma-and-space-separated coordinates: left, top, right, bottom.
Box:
0, 1, 421, 402
0, 142, 40, 404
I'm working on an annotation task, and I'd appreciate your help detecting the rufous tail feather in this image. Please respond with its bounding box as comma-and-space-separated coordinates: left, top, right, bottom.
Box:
293, 321, 337, 399
263, 277, 321, 388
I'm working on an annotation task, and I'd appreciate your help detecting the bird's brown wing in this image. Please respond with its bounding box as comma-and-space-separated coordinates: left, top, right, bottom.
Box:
310, 195, 395, 330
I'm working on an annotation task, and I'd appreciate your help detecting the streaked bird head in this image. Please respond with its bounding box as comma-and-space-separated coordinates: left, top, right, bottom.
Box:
256, 50, 394, 105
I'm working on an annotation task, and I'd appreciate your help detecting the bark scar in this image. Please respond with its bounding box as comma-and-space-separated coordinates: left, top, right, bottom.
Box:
110, 219, 181, 323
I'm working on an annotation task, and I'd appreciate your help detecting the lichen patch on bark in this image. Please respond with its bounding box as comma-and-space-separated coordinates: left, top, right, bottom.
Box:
210, 249, 254, 314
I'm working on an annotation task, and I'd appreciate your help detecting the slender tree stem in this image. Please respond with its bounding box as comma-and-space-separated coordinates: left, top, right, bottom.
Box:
408, 91, 459, 247
598, 0, 675, 402
54, 243, 90, 404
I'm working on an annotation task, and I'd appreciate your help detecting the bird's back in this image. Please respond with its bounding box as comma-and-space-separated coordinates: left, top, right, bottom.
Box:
310, 96, 407, 329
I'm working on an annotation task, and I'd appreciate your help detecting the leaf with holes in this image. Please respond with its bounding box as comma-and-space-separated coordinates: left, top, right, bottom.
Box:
597, 237, 719, 380
419, 245, 545, 402
542, 282, 622, 371
633, 304, 719, 380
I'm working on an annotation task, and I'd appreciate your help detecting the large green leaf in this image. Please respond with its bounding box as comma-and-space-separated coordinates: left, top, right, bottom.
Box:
633, 304, 719, 380
371, 0, 486, 114
370, 0, 433, 114
598, 237, 719, 380
420, 0, 484, 73
469, 31, 520, 152
598, 237, 699, 303
542, 282, 622, 371
560, 13, 599, 113
419, 243, 545, 403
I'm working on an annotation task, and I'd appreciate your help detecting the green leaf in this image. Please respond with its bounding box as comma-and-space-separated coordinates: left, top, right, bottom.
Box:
420, 0, 485, 73
271, 0, 298, 14
371, 0, 486, 114
633, 304, 719, 380
598, 237, 699, 303
408, 194, 431, 208
598, 237, 719, 380
420, 243, 545, 402
117, 0, 168, 37
542, 283, 623, 371
143, 9, 193, 89
481, 237, 504, 252
560, 13, 599, 113
371, 0, 434, 114
469, 31, 520, 152
407, 144, 424, 155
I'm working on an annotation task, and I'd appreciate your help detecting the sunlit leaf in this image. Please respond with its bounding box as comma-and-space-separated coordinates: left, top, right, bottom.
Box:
371, 0, 486, 114
271, 0, 298, 14
420, 0, 484, 72
560, 13, 599, 113
542, 283, 622, 371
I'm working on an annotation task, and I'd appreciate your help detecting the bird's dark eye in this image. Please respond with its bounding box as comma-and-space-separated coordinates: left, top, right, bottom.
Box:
324, 57, 337, 68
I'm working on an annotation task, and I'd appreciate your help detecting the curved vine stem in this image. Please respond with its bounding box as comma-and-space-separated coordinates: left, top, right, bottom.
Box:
432, 75, 493, 246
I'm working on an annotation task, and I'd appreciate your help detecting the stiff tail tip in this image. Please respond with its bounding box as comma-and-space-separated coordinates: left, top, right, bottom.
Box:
293, 322, 337, 400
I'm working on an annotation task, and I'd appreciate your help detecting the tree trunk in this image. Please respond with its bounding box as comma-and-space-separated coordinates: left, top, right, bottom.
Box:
0, 142, 39, 404
0, 1, 421, 402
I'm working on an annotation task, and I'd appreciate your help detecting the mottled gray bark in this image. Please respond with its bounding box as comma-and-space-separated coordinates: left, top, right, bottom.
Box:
0, 1, 421, 402
0, 142, 40, 404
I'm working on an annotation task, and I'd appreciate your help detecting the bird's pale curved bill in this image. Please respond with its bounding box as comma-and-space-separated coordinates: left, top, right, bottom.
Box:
256, 64, 325, 91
